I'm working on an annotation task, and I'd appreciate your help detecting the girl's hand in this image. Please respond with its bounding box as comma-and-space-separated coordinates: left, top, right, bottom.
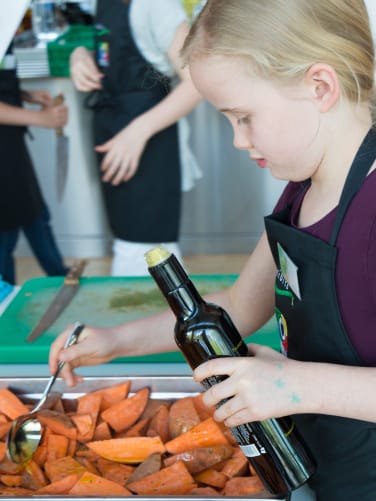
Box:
70, 46, 104, 92
95, 117, 152, 185
48, 325, 121, 387
193, 344, 306, 427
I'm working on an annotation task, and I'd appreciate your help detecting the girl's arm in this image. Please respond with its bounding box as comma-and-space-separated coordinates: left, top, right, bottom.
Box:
49, 233, 277, 386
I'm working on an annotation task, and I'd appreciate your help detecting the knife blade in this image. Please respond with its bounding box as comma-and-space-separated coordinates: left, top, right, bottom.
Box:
53, 93, 69, 202
26, 259, 87, 343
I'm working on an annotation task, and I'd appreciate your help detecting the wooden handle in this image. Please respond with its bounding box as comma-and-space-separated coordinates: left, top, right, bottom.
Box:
53, 93, 65, 136
64, 259, 88, 285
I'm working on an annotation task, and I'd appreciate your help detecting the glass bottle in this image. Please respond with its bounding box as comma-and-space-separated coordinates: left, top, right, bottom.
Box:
145, 246, 316, 496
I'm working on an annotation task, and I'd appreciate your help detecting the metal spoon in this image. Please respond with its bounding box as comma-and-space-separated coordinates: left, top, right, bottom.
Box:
6, 322, 85, 464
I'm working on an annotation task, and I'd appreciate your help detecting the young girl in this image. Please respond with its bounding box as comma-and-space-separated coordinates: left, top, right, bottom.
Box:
50, 0, 376, 498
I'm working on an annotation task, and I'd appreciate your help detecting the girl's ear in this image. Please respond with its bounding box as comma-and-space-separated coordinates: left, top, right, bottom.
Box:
305, 63, 340, 113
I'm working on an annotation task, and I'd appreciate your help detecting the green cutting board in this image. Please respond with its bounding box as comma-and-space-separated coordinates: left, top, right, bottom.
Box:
0, 275, 279, 364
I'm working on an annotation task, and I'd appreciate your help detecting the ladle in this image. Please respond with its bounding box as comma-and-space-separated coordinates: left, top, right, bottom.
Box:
6, 322, 84, 464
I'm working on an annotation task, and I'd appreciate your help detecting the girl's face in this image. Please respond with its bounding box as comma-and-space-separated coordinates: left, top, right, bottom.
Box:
190, 55, 325, 182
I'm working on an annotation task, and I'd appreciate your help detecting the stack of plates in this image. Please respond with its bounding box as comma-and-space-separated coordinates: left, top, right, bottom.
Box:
14, 44, 49, 78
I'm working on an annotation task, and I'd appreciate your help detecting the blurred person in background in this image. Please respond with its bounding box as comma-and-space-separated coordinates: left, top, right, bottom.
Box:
0, 43, 69, 285
69, 0, 203, 276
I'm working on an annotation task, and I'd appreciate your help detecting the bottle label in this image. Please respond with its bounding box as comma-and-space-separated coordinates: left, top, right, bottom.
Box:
231, 423, 267, 457
238, 443, 261, 457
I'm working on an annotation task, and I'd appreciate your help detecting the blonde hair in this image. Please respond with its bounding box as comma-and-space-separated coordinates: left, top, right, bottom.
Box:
182, 0, 375, 117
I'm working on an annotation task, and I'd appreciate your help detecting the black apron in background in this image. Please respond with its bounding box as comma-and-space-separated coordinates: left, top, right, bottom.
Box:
87, 0, 181, 242
264, 129, 376, 500
0, 68, 44, 231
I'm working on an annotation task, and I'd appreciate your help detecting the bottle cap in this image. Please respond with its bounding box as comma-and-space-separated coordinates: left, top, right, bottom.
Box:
145, 246, 171, 268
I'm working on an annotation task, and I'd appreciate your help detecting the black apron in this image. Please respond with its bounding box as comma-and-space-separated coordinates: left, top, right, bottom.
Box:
87, 0, 181, 242
0, 67, 44, 231
264, 129, 376, 500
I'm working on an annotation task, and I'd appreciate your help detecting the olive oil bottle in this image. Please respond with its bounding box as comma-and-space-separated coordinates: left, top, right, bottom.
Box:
145, 246, 315, 497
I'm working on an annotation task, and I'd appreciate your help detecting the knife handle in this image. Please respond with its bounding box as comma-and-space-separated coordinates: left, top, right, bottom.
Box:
64, 259, 88, 285
53, 93, 65, 136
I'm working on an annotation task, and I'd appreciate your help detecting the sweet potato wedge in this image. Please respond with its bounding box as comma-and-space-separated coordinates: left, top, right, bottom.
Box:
44, 456, 86, 483
147, 404, 170, 442
93, 420, 112, 441
127, 460, 197, 495
96, 459, 135, 485
126, 452, 162, 485
68, 471, 132, 495
168, 396, 201, 438
0, 388, 29, 419
221, 446, 249, 478
38, 409, 77, 440
194, 468, 228, 489
222, 475, 265, 496
165, 417, 230, 454
45, 433, 69, 462
34, 473, 81, 495
87, 436, 166, 463
92, 381, 131, 411
101, 387, 150, 433
164, 444, 233, 474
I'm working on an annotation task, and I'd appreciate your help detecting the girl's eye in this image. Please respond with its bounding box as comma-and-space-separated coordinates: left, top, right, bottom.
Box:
237, 115, 251, 125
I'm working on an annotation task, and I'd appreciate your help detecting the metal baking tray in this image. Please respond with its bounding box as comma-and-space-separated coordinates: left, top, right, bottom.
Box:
0, 376, 284, 501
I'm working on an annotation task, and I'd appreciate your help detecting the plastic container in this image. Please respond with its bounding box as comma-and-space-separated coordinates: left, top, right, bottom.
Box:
47, 24, 94, 77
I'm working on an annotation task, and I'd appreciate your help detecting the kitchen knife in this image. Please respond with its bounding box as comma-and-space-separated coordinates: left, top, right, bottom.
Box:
26, 259, 87, 343
53, 93, 69, 202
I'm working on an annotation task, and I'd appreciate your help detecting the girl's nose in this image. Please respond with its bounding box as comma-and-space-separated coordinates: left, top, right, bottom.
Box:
233, 128, 254, 151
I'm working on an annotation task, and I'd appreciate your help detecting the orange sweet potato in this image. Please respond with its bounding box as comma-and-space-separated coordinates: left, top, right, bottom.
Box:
146, 404, 170, 442
71, 413, 95, 442
86, 436, 166, 463
45, 433, 69, 462
127, 460, 197, 495
93, 381, 131, 411
101, 387, 150, 432
74, 392, 102, 441
121, 417, 150, 438
68, 471, 132, 495
195, 468, 228, 489
22, 460, 47, 490
44, 456, 86, 483
34, 473, 81, 495
190, 485, 219, 496
168, 396, 201, 438
0, 422, 11, 441
0, 442, 6, 461
222, 475, 265, 496
0, 474, 22, 487
221, 446, 249, 478
165, 417, 230, 454
126, 452, 162, 485
38, 409, 77, 440
96, 459, 135, 485
0, 388, 29, 419
93, 420, 112, 441
164, 444, 233, 474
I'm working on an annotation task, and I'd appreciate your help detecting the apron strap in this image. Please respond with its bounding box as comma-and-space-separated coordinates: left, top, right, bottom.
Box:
329, 128, 376, 246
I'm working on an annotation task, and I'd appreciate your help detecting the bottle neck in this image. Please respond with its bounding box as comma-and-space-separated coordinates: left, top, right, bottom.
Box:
148, 253, 205, 320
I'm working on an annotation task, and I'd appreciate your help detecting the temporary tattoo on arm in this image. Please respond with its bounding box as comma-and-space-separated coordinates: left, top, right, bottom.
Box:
274, 378, 286, 389
289, 393, 302, 404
